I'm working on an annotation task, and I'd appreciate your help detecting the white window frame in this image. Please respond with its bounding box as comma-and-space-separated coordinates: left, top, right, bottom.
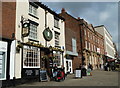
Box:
29, 4, 37, 16
55, 32, 60, 47
54, 17, 59, 28
72, 38, 77, 53
23, 45, 40, 68
29, 23, 38, 40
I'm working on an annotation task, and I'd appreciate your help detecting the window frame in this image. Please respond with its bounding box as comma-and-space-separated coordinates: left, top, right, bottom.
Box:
23, 45, 40, 68
29, 3, 38, 17
54, 16, 60, 29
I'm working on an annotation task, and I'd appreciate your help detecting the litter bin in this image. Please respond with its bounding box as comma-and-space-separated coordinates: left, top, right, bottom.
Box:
81, 68, 87, 76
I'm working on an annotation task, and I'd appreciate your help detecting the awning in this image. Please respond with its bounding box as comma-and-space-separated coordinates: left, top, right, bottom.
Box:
107, 59, 115, 62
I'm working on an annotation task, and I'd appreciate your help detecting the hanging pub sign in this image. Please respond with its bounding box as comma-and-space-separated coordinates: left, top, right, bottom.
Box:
43, 27, 53, 41
22, 22, 30, 37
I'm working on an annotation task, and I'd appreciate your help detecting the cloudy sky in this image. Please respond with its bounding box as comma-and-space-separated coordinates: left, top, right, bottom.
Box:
40, 1, 118, 49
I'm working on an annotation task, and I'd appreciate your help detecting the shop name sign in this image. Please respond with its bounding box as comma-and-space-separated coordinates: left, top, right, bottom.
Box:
22, 23, 30, 37
25, 70, 33, 76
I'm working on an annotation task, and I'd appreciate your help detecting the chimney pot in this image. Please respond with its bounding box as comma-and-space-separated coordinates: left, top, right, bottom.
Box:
61, 8, 66, 13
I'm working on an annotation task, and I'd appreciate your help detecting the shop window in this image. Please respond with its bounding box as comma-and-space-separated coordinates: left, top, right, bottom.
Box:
29, 23, 38, 40
0, 52, 6, 79
53, 51, 61, 66
23, 46, 40, 68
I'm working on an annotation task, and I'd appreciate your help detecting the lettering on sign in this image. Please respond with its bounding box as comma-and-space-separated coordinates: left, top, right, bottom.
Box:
25, 70, 33, 76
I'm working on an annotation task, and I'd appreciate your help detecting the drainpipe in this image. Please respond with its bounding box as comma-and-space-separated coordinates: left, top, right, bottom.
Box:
45, 10, 47, 47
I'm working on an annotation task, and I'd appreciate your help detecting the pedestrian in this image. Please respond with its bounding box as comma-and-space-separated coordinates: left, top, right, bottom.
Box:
87, 63, 92, 76
53, 64, 58, 78
107, 63, 110, 71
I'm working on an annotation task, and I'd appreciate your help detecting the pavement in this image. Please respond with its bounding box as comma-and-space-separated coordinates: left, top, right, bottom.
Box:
11, 70, 119, 87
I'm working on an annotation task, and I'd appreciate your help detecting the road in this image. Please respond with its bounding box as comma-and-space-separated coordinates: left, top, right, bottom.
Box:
15, 70, 118, 86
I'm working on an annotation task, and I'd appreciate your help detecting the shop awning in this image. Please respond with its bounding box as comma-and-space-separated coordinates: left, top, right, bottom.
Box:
107, 59, 115, 62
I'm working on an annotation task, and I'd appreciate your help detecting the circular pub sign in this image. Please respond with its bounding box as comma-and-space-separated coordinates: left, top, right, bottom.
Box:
43, 27, 53, 41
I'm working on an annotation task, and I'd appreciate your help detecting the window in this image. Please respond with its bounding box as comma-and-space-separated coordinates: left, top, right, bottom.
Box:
54, 17, 59, 28
23, 46, 40, 68
84, 29, 86, 35
0, 52, 6, 79
93, 36, 94, 41
29, 4, 37, 16
72, 38, 77, 52
85, 41, 87, 49
88, 32, 89, 38
89, 43, 90, 50
29, 23, 38, 40
53, 51, 61, 66
94, 45, 96, 52
55, 32, 60, 47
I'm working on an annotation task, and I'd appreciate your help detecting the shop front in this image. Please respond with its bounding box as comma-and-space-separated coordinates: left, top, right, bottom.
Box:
0, 41, 8, 81
21, 42, 64, 81
22, 45, 40, 81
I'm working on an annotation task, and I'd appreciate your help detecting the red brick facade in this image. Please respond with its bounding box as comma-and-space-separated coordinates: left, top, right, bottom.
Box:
60, 8, 82, 72
60, 8, 105, 70
1, 2, 16, 39
79, 19, 105, 69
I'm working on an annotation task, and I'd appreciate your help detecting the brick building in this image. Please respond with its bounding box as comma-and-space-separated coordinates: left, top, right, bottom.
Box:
79, 19, 105, 69
60, 8, 83, 73
60, 8, 105, 71
0, 1, 16, 87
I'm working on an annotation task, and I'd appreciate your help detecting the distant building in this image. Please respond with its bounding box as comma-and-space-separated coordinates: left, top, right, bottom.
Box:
94, 25, 115, 62
79, 20, 105, 69
60, 8, 82, 73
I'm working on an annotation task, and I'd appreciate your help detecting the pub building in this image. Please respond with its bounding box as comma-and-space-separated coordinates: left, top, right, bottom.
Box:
15, 0, 66, 83
1, 0, 66, 87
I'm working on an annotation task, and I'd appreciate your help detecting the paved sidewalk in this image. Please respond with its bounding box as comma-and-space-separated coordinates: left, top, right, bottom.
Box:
17, 70, 118, 86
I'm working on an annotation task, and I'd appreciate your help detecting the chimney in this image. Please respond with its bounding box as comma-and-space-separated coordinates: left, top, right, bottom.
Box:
78, 17, 80, 20
61, 8, 66, 13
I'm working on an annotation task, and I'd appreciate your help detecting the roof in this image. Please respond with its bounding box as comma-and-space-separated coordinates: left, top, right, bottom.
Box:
32, 2, 65, 21
94, 25, 112, 37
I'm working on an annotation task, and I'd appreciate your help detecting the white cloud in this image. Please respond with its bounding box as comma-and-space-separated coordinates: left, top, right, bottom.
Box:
99, 11, 110, 22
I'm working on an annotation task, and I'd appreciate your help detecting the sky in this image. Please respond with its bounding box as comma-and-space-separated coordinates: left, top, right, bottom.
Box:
40, 1, 119, 50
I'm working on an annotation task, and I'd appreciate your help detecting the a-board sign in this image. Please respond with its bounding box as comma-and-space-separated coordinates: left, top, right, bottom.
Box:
75, 70, 81, 78
40, 70, 48, 81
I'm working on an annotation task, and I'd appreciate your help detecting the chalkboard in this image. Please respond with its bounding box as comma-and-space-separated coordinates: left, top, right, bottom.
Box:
40, 70, 48, 81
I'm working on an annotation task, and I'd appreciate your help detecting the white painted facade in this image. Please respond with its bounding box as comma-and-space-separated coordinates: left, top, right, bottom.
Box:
94, 25, 115, 59
15, 0, 66, 78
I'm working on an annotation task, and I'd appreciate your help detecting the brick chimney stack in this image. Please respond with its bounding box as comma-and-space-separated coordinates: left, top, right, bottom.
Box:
61, 8, 66, 13
78, 17, 80, 20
